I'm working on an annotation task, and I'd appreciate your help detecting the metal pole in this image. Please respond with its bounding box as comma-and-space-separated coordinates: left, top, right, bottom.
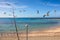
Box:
12, 8, 20, 40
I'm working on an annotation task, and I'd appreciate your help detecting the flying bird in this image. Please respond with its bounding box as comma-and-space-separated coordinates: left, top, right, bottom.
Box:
54, 10, 56, 12
54, 10, 56, 15
19, 10, 26, 13
19, 10, 22, 13
46, 11, 50, 16
37, 10, 39, 14
43, 14, 46, 17
5, 3, 11, 6
23, 10, 26, 12
4, 12, 6, 14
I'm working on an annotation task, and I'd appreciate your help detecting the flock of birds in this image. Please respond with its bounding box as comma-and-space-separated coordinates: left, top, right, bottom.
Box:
37, 10, 56, 17
3, 9, 56, 17
0, 2, 57, 18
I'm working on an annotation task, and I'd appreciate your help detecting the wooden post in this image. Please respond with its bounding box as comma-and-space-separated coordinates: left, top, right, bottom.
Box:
25, 24, 29, 40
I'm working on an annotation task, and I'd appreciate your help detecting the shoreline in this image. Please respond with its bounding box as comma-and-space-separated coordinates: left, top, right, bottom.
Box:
0, 25, 60, 37
0, 26, 60, 40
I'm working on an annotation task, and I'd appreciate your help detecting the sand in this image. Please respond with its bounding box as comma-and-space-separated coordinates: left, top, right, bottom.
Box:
0, 26, 60, 40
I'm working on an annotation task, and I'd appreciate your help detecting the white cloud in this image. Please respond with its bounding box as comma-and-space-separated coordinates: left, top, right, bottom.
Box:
0, 2, 28, 8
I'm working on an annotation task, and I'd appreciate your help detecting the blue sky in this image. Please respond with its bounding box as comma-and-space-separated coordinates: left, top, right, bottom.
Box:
0, 0, 60, 17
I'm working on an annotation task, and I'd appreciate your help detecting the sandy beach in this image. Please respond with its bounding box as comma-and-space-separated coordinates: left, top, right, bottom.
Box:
0, 26, 60, 40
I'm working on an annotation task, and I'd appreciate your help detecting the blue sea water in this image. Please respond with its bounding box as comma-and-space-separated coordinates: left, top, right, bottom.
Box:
0, 18, 60, 32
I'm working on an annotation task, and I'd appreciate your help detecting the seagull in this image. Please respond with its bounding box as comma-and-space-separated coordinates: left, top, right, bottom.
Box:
46, 11, 50, 16
37, 10, 39, 14
54, 10, 56, 16
19, 10, 22, 13
23, 10, 26, 12
4, 12, 6, 14
43, 14, 46, 17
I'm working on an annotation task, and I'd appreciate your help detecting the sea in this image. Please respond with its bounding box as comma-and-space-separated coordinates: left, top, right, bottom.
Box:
0, 18, 60, 33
